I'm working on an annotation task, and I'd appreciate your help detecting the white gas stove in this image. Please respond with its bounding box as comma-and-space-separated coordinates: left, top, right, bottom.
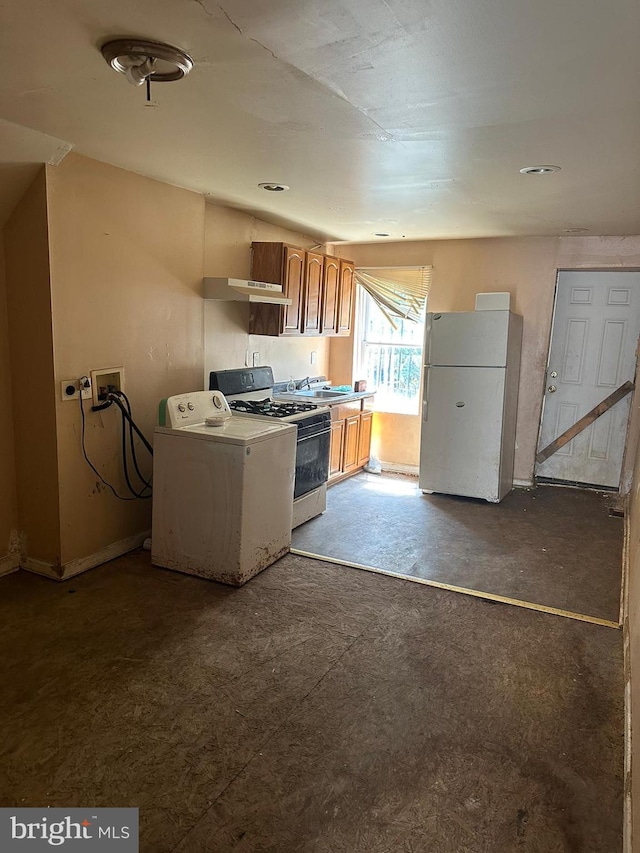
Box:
209, 365, 329, 422
209, 366, 331, 528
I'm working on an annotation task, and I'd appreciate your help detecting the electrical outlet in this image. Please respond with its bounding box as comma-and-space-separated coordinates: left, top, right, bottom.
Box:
61, 378, 92, 401
310, 351, 317, 365
91, 366, 124, 408
252, 352, 260, 367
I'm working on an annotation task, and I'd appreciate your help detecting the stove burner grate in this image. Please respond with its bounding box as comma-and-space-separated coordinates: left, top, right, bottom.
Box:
228, 398, 318, 418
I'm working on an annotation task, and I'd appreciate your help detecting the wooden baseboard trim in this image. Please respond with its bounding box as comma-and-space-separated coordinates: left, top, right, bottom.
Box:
60, 530, 151, 579
20, 557, 62, 580
22, 530, 151, 582
329, 462, 421, 487
290, 548, 621, 629
328, 464, 366, 486
0, 553, 20, 578
379, 462, 419, 476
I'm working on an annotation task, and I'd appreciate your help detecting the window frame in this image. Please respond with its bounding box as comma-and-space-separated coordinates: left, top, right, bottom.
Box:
353, 285, 426, 415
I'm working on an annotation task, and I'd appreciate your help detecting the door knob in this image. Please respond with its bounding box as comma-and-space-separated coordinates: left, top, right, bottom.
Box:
547, 385, 557, 393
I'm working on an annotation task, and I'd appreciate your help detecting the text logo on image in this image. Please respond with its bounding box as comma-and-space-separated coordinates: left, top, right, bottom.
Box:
1, 808, 138, 851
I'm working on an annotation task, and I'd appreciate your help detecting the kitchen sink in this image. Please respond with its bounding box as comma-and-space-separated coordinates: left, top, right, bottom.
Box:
280, 389, 350, 399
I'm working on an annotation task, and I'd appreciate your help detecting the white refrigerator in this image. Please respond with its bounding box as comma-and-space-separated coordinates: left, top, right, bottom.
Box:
419, 310, 523, 502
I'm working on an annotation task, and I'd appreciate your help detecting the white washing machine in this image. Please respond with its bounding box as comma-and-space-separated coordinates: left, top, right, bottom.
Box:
152, 390, 297, 586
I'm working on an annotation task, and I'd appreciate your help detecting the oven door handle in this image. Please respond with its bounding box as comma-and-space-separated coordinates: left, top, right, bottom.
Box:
297, 429, 331, 442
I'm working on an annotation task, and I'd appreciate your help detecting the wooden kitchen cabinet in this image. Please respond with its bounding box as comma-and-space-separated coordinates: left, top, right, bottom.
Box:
329, 420, 345, 478
302, 251, 324, 335
343, 415, 361, 473
249, 243, 304, 336
321, 256, 340, 334
282, 246, 305, 334
337, 260, 355, 335
357, 411, 373, 467
249, 242, 355, 337
327, 398, 374, 484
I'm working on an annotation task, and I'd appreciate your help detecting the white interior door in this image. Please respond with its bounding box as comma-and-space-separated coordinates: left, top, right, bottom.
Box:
536, 271, 640, 488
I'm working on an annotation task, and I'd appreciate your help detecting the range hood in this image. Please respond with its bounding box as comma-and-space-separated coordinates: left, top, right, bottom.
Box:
203, 277, 292, 305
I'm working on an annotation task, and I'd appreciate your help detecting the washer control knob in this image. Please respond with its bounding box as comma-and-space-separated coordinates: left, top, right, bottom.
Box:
213, 396, 223, 409
177, 403, 186, 412
187, 402, 195, 411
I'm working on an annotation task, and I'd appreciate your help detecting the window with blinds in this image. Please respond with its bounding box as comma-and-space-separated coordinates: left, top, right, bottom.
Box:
354, 266, 431, 414
354, 266, 432, 328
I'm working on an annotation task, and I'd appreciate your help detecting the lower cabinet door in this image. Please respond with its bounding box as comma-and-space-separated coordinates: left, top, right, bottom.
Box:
357, 411, 373, 466
329, 420, 345, 479
343, 415, 360, 472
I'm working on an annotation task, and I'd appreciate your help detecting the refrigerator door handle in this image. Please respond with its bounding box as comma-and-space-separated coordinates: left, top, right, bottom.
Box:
424, 313, 433, 366
422, 369, 430, 422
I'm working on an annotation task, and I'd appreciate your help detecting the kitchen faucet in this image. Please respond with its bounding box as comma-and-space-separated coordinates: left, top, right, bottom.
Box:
297, 376, 312, 390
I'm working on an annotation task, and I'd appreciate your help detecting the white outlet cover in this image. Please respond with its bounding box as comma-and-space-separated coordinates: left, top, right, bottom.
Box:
90, 366, 124, 408
61, 379, 92, 401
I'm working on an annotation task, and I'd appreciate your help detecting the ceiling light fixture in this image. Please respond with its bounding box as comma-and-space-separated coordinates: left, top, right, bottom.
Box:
101, 38, 193, 99
258, 183, 289, 192
519, 165, 561, 175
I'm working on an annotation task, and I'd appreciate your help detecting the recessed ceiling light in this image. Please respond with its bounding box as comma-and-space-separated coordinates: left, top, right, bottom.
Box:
519, 165, 561, 175
563, 228, 589, 233
374, 232, 390, 237
258, 182, 289, 192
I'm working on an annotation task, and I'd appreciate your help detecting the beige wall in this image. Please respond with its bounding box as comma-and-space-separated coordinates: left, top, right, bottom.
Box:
203, 204, 330, 385
329, 236, 640, 480
0, 238, 17, 565
3, 169, 61, 565
370, 413, 421, 469
46, 154, 205, 566
3, 155, 330, 573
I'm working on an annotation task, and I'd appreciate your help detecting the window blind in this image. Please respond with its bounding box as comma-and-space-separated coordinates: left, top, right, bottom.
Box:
354, 265, 433, 327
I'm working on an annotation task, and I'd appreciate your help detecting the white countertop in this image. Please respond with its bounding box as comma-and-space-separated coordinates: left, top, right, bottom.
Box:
273, 390, 375, 406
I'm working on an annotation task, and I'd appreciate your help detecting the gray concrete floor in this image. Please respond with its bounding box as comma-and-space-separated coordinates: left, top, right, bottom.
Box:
293, 476, 623, 623
0, 549, 623, 852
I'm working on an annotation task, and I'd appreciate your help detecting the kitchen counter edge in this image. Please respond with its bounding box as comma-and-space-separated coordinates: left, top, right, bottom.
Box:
273, 390, 376, 406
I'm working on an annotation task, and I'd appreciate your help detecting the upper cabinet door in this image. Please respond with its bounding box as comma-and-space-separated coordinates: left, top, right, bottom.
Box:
337, 260, 355, 335
303, 252, 324, 335
282, 247, 305, 334
321, 257, 340, 335
250, 243, 355, 338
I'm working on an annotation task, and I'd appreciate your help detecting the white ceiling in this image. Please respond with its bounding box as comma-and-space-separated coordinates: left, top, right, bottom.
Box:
1, 0, 639, 241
